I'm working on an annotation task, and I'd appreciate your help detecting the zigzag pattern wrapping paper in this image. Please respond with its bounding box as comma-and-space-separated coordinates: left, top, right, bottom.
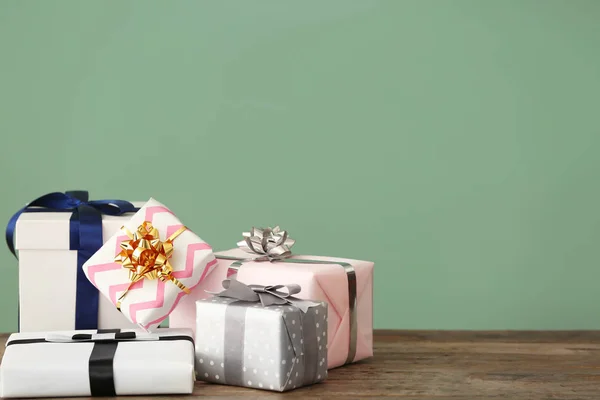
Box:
83, 198, 217, 331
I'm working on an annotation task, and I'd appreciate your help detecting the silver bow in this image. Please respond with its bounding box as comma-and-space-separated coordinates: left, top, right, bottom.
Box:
237, 226, 295, 261
210, 279, 318, 313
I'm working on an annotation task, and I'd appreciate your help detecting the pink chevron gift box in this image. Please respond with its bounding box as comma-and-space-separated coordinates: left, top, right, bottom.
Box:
83, 198, 217, 331
169, 227, 374, 369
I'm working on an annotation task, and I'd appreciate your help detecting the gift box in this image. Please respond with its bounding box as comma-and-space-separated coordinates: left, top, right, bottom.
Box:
0, 328, 195, 398
195, 280, 328, 392
6, 191, 141, 332
82, 198, 217, 331
170, 226, 374, 369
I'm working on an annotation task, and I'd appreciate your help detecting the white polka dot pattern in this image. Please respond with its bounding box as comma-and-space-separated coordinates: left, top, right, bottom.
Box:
195, 297, 328, 392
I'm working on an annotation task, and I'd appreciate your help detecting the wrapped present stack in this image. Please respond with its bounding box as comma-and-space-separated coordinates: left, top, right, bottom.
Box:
0, 191, 374, 397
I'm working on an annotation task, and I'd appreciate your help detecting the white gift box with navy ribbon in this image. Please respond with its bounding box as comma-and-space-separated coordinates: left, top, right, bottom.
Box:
13, 201, 146, 332
0, 328, 195, 398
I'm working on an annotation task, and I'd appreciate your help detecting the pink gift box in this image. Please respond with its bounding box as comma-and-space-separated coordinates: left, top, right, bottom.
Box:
170, 248, 374, 369
82, 198, 217, 331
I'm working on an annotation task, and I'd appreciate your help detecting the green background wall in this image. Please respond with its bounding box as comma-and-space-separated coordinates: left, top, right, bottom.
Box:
1, 0, 599, 332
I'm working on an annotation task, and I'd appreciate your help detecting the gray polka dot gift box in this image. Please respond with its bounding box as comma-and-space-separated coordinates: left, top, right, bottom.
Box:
195, 279, 328, 392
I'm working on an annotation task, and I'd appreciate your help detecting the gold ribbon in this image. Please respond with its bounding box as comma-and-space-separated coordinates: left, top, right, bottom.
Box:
114, 221, 190, 310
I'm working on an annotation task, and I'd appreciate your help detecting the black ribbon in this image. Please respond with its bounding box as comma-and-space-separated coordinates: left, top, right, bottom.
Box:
90, 328, 121, 396
72, 332, 136, 341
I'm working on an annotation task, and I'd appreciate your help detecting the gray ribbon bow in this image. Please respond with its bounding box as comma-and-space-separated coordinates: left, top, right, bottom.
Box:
210, 279, 318, 313
237, 226, 295, 261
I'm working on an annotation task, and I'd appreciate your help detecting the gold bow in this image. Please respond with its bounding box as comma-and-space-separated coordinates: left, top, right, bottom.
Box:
114, 221, 190, 310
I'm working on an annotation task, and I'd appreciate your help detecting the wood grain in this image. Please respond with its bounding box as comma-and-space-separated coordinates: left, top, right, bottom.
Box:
2, 331, 600, 399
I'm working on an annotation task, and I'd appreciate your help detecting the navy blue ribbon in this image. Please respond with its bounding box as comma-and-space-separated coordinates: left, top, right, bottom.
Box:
5, 191, 138, 330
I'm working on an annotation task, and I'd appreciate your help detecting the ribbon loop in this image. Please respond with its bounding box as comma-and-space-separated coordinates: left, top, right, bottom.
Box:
263, 283, 301, 298
215, 279, 261, 302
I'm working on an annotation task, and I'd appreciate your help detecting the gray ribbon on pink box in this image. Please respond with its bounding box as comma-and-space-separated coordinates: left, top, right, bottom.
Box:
216, 226, 358, 365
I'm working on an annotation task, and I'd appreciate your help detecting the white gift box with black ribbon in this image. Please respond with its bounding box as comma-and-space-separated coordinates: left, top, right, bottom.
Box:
0, 328, 195, 398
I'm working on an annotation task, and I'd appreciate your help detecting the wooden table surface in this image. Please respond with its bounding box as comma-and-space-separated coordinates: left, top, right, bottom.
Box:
2, 330, 600, 399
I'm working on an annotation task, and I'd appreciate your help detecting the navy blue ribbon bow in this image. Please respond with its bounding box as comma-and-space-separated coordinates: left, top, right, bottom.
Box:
5, 191, 138, 330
